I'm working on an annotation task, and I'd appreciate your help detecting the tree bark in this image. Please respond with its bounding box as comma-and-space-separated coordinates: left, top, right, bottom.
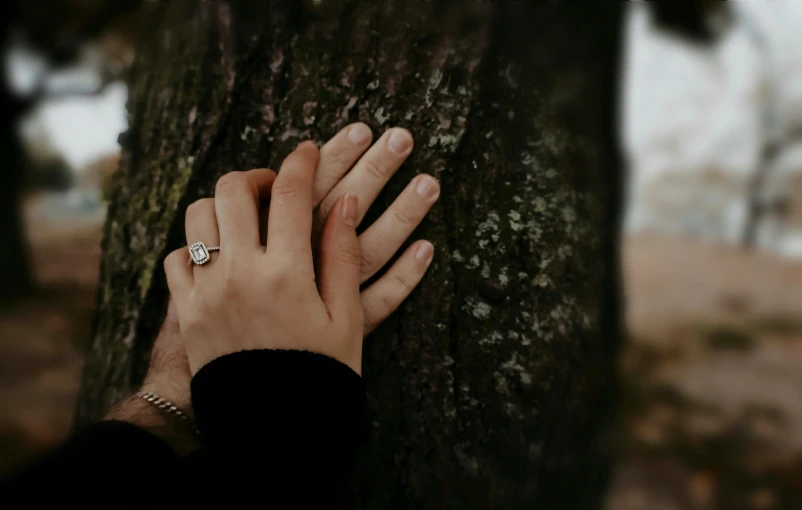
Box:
76, 1, 624, 507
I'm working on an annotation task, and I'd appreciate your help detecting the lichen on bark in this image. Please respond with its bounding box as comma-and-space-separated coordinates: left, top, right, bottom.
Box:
76, 2, 623, 508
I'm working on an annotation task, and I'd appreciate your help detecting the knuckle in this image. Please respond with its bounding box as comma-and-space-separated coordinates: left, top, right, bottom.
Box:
389, 205, 414, 227
215, 171, 246, 192
271, 181, 303, 202
361, 301, 385, 332
316, 198, 335, 223
283, 148, 316, 169
164, 249, 183, 270
336, 242, 362, 267
359, 246, 380, 276
362, 316, 377, 334
373, 292, 395, 318
392, 272, 415, 293
185, 198, 214, 221
362, 159, 387, 181
378, 292, 399, 318
319, 144, 350, 169
265, 270, 289, 292
249, 167, 275, 176
263, 259, 292, 289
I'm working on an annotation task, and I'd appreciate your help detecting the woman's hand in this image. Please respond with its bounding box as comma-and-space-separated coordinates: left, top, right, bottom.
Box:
166, 124, 436, 373
165, 144, 360, 374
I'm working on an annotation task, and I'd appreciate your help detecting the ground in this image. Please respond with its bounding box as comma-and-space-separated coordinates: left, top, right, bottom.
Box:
1, 203, 801, 508
0, 194, 101, 475
609, 234, 802, 510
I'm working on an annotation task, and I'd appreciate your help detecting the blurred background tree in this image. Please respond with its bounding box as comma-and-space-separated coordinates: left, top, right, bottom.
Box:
0, 0, 138, 303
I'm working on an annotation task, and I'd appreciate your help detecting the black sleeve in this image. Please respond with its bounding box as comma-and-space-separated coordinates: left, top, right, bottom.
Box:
2, 421, 179, 503
185, 349, 366, 506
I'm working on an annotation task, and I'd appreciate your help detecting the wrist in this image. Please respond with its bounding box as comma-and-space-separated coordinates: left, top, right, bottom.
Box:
140, 377, 193, 416
104, 394, 201, 456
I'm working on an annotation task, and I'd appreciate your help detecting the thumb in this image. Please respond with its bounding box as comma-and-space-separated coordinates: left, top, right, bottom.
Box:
317, 193, 362, 325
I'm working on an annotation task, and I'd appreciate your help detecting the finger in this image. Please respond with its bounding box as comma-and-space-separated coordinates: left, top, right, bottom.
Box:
164, 248, 193, 301
317, 193, 362, 323
214, 168, 277, 249
185, 198, 221, 278
358, 174, 440, 282
267, 141, 319, 254
361, 240, 434, 335
314, 122, 373, 206
316, 127, 413, 227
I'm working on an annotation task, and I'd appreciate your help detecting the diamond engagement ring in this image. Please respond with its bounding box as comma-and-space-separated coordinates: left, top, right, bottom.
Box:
188, 241, 221, 266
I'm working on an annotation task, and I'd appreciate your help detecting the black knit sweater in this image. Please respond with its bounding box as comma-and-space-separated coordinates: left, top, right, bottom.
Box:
4, 350, 365, 506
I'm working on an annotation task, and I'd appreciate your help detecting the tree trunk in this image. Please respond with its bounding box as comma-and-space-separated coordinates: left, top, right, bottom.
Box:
76, 1, 624, 507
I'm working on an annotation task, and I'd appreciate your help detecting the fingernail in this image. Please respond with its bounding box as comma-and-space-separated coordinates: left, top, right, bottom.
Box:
348, 123, 371, 145
388, 128, 412, 154
415, 175, 440, 201
342, 193, 358, 227
415, 241, 434, 263
296, 140, 316, 150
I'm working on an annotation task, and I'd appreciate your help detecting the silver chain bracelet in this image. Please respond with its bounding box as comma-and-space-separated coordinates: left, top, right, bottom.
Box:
137, 391, 202, 439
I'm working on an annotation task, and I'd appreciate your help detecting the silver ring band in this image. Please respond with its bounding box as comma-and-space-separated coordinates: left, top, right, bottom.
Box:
188, 241, 220, 266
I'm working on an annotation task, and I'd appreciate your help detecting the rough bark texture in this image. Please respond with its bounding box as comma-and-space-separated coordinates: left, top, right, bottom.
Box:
76, 2, 624, 508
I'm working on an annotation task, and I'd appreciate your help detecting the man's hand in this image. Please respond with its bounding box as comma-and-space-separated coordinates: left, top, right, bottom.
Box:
264, 124, 439, 333
104, 300, 200, 455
